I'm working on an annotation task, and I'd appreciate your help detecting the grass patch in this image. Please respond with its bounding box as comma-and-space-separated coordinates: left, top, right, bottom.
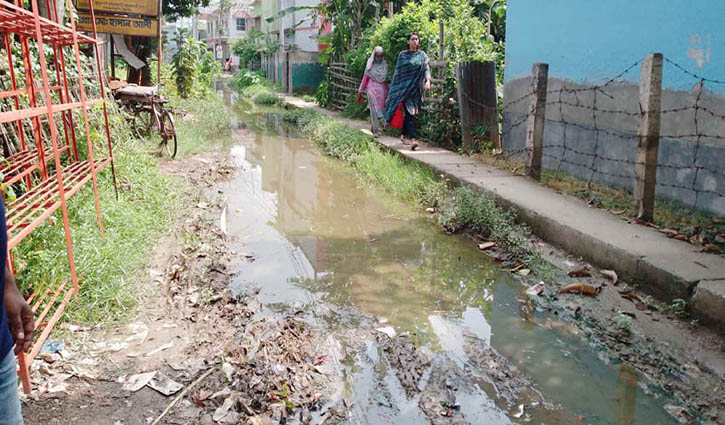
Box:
12, 91, 230, 324
240, 83, 280, 105
284, 108, 531, 259
171, 93, 235, 157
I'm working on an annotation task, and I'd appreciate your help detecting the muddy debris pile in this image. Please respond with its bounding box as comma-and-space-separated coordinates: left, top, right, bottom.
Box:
183, 316, 341, 424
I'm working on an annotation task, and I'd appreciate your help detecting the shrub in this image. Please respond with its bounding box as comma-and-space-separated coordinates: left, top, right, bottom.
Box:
231, 29, 264, 69
241, 84, 279, 105
341, 93, 367, 120
171, 29, 217, 98
229, 69, 264, 90
344, 1, 439, 79
438, 186, 529, 257
315, 78, 330, 108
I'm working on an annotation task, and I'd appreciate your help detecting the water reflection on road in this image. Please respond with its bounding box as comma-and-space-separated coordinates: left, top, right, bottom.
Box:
218, 96, 676, 425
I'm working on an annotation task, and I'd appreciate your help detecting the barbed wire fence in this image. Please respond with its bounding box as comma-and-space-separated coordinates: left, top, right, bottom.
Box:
501, 54, 725, 218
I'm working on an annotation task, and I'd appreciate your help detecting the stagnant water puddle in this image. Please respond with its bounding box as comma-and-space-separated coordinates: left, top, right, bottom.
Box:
216, 94, 678, 425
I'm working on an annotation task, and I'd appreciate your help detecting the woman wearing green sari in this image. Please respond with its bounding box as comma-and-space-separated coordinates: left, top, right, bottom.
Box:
384, 32, 431, 150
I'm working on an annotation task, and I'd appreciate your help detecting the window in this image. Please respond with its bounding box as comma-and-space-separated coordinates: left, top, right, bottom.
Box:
236, 18, 246, 31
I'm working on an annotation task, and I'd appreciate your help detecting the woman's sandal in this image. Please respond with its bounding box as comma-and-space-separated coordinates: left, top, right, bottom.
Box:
409, 139, 419, 151
400, 135, 411, 145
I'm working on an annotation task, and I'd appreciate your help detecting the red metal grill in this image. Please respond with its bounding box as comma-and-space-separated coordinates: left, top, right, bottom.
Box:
1, 0, 117, 393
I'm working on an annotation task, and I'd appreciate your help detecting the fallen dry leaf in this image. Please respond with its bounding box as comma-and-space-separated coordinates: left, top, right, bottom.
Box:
559, 282, 600, 296
567, 266, 591, 277
517, 268, 531, 276
700, 244, 721, 254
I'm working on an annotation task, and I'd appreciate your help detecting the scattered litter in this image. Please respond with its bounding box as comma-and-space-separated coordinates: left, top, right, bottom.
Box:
567, 266, 591, 277
513, 404, 525, 418
219, 205, 228, 235
126, 322, 150, 344
222, 362, 235, 382
40, 340, 65, 354
600, 269, 618, 285
478, 242, 496, 250
213, 396, 235, 422
425, 207, 436, 214
526, 282, 544, 297
664, 404, 692, 422
559, 282, 600, 296
148, 373, 183, 396
375, 327, 396, 338
123, 371, 157, 392
197, 202, 210, 209
145, 342, 173, 357
210, 387, 231, 400
517, 268, 531, 276
109, 342, 128, 352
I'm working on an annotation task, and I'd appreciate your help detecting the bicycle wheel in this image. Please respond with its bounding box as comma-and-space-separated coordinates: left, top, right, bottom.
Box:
132, 105, 158, 139
160, 110, 178, 158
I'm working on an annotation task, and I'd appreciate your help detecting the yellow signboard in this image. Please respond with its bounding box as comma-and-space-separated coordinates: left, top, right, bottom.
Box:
76, 13, 159, 37
77, 0, 158, 17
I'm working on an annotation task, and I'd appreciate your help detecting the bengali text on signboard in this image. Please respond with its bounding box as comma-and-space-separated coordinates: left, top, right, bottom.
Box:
76, 13, 159, 37
77, 0, 158, 17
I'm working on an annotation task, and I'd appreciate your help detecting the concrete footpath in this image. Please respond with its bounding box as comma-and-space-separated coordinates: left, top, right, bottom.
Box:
283, 96, 725, 330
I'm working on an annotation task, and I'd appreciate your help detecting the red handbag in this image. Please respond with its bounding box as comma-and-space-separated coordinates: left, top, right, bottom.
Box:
390, 103, 404, 128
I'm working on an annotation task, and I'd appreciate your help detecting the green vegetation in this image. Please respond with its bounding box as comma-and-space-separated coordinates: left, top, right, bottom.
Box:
283, 108, 530, 259
229, 69, 265, 90
13, 101, 178, 323
314, 0, 501, 150
341, 93, 367, 119
171, 29, 219, 98
7, 50, 230, 323
172, 94, 235, 157
665, 298, 689, 319
314, 79, 330, 108
231, 29, 279, 70
242, 84, 280, 105
230, 69, 281, 105
438, 186, 528, 256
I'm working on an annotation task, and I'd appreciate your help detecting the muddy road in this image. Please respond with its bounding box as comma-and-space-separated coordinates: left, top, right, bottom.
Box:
22, 93, 724, 425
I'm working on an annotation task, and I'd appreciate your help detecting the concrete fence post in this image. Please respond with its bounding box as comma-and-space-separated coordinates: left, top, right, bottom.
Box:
634, 52, 663, 222
525, 62, 548, 180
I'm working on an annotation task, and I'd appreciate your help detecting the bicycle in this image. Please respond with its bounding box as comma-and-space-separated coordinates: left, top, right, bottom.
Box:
114, 84, 178, 158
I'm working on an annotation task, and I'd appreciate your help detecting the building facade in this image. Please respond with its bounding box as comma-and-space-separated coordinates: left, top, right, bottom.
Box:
259, 0, 329, 93
198, 0, 262, 67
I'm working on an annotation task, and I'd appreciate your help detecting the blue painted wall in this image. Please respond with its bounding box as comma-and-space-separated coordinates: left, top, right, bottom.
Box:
505, 0, 725, 91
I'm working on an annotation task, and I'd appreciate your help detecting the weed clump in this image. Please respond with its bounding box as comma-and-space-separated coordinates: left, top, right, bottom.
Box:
438, 186, 529, 257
